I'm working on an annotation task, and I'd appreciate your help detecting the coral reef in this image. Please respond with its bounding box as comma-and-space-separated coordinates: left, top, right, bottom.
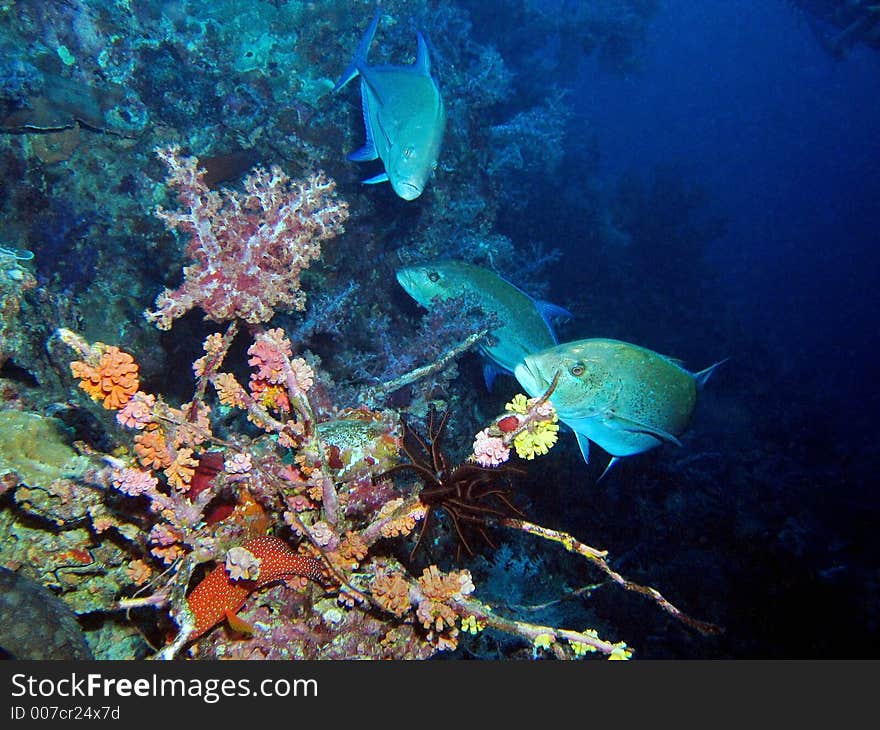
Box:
0, 0, 760, 662
44, 324, 702, 660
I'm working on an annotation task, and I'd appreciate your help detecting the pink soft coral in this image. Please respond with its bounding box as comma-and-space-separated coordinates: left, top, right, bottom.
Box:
145, 146, 349, 329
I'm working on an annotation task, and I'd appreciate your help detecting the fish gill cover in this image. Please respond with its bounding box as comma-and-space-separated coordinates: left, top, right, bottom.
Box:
0, 0, 876, 661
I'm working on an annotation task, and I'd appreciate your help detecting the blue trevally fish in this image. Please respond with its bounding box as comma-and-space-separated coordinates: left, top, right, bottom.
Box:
334, 10, 446, 201
514, 338, 725, 477
396, 260, 571, 389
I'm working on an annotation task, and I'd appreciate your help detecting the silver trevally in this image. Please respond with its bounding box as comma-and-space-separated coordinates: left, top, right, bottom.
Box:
396, 260, 571, 389
334, 10, 445, 201
514, 338, 725, 477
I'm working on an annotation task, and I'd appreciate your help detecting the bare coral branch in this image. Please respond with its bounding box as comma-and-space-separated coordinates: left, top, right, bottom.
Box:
498, 517, 723, 636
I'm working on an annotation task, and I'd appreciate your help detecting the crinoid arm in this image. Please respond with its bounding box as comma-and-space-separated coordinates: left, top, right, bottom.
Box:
375, 406, 525, 561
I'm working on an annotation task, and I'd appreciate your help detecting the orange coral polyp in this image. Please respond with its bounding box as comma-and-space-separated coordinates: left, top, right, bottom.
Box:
134, 429, 173, 470
71, 345, 140, 410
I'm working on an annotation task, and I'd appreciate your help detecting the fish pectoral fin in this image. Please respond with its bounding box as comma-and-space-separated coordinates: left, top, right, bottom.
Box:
362, 172, 390, 185
482, 362, 509, 392
348, 142, 378, 162
375, 113, 393, 146
597, 456, 621, 482
574, 432, 591, 464
606, 414, 683, 447
224, 609, 256, 636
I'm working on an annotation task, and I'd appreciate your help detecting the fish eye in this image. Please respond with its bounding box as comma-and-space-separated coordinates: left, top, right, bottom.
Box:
403, 146, 414, 159
428, 270, 440, 283
569, 363, 586, 377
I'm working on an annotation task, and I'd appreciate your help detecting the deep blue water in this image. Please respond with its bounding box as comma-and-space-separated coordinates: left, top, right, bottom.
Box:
507, 0, 880, 657
577, 0, 880, 431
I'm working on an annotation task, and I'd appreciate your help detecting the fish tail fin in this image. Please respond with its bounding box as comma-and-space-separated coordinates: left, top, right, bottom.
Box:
333, 8, 382, 92
536, 300, 574, 343
694, 358, 728, 390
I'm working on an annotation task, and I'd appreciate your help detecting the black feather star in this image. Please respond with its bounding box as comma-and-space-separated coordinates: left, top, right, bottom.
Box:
376, 405, 525, 562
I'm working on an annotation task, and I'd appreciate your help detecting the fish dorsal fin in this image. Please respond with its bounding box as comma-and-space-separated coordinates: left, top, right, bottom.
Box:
535, 300, 573, 343
574, 431, 591, 464
694, 358, 728, 390
415, 32, 431, 75
333, 65, 360, 93
355, 9, 381, 64
333, 9, 381, 92
606, 412, 683, 447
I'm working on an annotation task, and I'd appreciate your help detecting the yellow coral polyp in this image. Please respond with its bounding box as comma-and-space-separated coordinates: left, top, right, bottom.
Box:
254, 383, 289, 412
608, 642, 633, 660
460, 614, 486, 635
513, 420, 559, 460
569, 640, 598, 657
503, 393, 560, 460
504, 393, 531, 415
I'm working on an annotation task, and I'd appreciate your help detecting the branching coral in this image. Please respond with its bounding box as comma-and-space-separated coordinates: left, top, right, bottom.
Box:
53, 323, 721, 660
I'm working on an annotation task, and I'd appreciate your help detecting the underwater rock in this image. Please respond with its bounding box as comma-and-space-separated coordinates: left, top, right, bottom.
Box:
0, 567, 92, 659
0, 410, 89, 489
199, 147, 261, 188
0, 248, 37, 372
1, 74, 147, 136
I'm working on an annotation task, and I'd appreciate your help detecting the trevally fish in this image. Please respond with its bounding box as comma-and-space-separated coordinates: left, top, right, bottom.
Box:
334, 10, 446, 201
396, 260, 571, 389
514, 338, 725, 477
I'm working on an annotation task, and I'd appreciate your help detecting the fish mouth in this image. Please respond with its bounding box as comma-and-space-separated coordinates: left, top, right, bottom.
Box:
513, 358, 547, 398
395, 182, 423, 200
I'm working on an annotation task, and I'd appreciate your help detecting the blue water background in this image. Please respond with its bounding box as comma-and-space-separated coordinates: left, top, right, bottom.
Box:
576, 0, 880, 432
512, 0, 880, 656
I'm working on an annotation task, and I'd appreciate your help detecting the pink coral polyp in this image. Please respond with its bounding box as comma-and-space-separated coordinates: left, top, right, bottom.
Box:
472, 428, 510, 467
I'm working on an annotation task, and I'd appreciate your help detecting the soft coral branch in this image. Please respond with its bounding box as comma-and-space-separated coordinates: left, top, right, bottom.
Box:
145, 145, 349, 329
